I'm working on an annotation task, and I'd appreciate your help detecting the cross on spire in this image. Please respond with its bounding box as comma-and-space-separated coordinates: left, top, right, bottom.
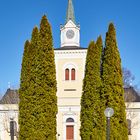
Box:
66, 0, 75, 23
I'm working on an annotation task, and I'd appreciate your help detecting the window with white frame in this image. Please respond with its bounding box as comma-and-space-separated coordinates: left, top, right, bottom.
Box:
64, 63, 77, 81
66, 118, 74, 123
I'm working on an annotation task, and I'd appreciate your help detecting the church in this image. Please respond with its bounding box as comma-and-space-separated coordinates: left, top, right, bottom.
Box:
0, 0, 140, 140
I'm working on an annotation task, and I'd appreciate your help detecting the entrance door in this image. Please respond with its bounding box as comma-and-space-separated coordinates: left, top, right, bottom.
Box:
66, 125, 74, 140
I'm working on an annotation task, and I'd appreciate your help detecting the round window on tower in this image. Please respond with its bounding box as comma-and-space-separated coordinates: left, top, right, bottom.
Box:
66, 29, 75, 39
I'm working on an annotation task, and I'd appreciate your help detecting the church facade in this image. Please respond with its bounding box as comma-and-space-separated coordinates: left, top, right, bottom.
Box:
55, 0, 86, 139
0, 0, 140, 140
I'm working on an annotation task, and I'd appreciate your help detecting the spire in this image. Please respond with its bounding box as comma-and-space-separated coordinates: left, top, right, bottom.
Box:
66, 0, 75, 23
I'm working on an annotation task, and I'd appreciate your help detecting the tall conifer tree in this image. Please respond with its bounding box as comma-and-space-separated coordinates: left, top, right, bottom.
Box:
19, 27, 40, 139
19, 39, 33, 139
80, 37, 104, 140
102, 23, 128, 139
19, 15, 57, 140
32, 15, 57, 140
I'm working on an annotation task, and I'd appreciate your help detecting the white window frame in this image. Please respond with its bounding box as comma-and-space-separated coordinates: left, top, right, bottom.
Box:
63, 63, 78, 81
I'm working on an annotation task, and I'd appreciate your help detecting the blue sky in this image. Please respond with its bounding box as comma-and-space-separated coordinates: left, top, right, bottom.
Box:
0, 0, 140, 95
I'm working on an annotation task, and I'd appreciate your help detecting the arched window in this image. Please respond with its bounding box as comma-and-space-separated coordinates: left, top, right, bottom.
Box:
127, 119, 132, 135
66, 118, 74, 123
65, 68, 69, 80
71, 68, 75, 80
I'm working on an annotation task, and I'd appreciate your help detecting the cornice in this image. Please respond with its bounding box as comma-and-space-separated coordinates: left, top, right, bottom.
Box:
55, 49, 87, 58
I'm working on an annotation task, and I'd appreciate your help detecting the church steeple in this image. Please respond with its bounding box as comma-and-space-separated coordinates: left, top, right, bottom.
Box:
66, 0, 75, 23
60, 0, 80, 48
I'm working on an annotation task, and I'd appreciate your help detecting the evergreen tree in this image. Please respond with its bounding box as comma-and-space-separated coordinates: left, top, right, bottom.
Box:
19, 15, 57, 140
19, 27, 40, 139
80, 37, 104, 140
19, 39, 33, 139
96, 36, 106, 139
102, 23, 128, 139
31, 15, 57, 140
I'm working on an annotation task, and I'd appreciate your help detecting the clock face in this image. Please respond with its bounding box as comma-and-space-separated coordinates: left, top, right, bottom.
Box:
66, 30, 75, 39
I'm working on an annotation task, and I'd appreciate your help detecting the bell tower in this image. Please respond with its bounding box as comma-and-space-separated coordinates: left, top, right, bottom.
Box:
55, 1, 87, 140
60, 0, 80, 47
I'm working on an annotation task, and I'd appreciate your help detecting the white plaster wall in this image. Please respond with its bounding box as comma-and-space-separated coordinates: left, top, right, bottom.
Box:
0, 104, 18, 140
126, 102, 140, 140
57, 106, 81, 140
55, 49, 86, 140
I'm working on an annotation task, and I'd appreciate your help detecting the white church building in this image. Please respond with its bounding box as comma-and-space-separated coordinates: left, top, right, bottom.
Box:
0, 0, 140, 140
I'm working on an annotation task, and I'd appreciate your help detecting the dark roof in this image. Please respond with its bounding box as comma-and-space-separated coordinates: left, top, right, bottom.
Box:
54, 46, 87, 50
0, 88, 19, 104
124, 87, 140, 102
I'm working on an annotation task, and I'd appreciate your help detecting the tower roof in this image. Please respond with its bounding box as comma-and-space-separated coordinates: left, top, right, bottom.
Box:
66, 0, 75, 24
